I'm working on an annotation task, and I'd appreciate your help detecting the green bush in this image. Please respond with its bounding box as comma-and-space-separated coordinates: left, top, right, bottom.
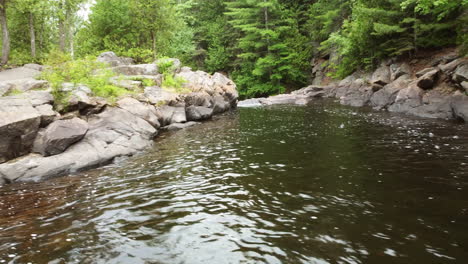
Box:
40, 51, 129, 106
161, 74, 188, 93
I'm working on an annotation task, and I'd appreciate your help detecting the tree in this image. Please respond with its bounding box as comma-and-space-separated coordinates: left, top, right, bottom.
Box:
0, 0, 10, 65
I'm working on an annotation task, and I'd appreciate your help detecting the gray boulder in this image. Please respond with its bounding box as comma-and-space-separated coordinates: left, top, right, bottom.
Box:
155, 58, 182, 73
109, 78, 142, 90
184, 92, 213, 107
157, 105, 187, 126
0, 98, 41, 163
97, 52, 134, 67
35, 104, 57, 127
111, 64, 158, 76
238, 98, 263, 107
451, 92, 468, 121
417, 69, 439, 90
0, 82, 13, 96
8, 78, 49, 92
390, 62, 411, 81
34, 118, 89, 156
439, 59, 466, 74
117, 97, 160, 128
186, 106, 213, 121
388, 83, 423, 113
212, 95, 231, 113
370, 75, 410, 110
162, 121, 200, 131
452, 63, 468, 84
144, 86, 179, 105
340, 79, 373, 107
371, 65, 391, 86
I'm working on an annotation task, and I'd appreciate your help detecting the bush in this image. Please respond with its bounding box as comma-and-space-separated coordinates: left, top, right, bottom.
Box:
40, 51, 129, 106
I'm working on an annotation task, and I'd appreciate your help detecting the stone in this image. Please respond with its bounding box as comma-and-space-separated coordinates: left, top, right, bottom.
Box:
451, 92, 468, 121
258, 94, 298, 105
111, 64, 158, 76
35, 118, 89, 156
8, 78, 49, 92
0, 82, 13, 96
416, 67, 436, 78
162, 121, 200, 131
390, 62, 411, 81
237, 98, 263, 107
370, 75, 410, 110
340, 79, 373, 107
97, 51, 134, 67
157, 106, 187, 126
117, 97, 160, 128
0, 107, 157, 182
452, 63, 468, 84
461, 81, 468, 93
144, 86, 179, 105
23, 64, 44, 71
212, 94, 231, 114
186, 106, 213, 121
417, 69, 439, 90
0, 98, 41, 163
176, 70, 216, 94
109, 78, 142, 90
27, 90, 54, 106
35, 104, 57, 127
371, 65, 391, 86
438, 58, 466, 73
183, 91, 213, 107
388, 83, 423, 114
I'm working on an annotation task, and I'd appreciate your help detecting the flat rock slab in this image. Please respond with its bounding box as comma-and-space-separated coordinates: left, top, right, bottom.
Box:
0, 66, 42, 81
162, 121, 200, 131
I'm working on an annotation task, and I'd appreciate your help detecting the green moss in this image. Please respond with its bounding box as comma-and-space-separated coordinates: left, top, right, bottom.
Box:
4, 88, 23, 97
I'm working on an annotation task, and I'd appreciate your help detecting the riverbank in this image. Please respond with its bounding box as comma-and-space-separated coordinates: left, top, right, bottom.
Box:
0, 52, 238, 184
240, 49, 468, 122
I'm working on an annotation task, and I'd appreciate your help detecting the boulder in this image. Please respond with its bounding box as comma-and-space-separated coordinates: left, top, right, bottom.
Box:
0, 108, 157, 182
461, 81, 468, 93
176, 70, 216, 94
144, 86, 179, 105
388, 83, 423, 114
439, 58, 466, 73
183, 91, 213, 107
0, 82, 13, 96
416, 67, 436, 78
157, 106, 187, 126
259, 94, 297, 105
109, 78, 142, 90
417, 69, 439, 90
238, 98, 263, 107
23, 63, 45, 71
111, 64, 158, 76
340, 79, 373, 107
34, 118, 89, 156
390, 62, 411, 81
97, 52, 134, 67
7, 78, 49, 92
117, 97, 160, 128
26, 90, 54, 106
162, 121, 200, 131
451, 92, 468, 121
35, 104, 57, 127
370, 75, 410, 110
0, 98, 41, 163
292, 85, 325, 98
452, 63, 468, 84
212, 95, 231, 114
371, 65, 391, 86
186, 106, 213, 121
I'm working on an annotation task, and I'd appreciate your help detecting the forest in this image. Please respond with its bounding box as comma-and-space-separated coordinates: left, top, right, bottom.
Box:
0, 0, 467, 98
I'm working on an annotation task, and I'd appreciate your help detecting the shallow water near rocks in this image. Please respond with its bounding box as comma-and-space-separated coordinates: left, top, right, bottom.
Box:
1, 100, 468, 264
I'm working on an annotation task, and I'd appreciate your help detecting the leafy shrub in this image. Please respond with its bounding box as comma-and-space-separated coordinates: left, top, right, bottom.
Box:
161, 74, 188, 93
40, 52, 129, 106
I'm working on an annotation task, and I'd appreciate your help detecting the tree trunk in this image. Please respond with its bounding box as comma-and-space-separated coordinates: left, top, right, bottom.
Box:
151, 30, 157, 60
58, 1, 66, 52
29, 12, 36, 58
0, 0, 10, 65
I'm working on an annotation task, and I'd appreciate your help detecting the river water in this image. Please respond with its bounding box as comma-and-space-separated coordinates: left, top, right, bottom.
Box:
1, 101, 468, 264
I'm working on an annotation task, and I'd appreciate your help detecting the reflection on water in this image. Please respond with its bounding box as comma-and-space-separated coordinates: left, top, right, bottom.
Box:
1, 100, 468, 264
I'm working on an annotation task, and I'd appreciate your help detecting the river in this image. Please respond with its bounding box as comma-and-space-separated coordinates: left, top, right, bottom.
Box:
1, 100, 467, 263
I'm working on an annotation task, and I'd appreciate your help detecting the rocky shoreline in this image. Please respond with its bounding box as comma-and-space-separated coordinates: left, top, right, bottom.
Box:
0, 52, 238, 184
239, 51, 468, 122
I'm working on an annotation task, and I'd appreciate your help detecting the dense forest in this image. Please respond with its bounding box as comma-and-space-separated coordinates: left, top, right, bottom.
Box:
0, 0, 467, 98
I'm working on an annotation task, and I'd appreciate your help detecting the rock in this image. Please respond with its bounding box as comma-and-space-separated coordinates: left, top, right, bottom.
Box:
258, 94, 297, 105
340, 79, 373, 107
0, 108, 157, 182
439, 59, 465, 73
117, 97, 160, 128
34, 118, 89, 156
371, 65, 391, 86
162, 121, 200, 131
452, 63, 468, 84
0, 82, 13, 96
8, 78, 49, 92
109, 78, 142, 90
176, 70, 215, 94
416, 67, 436, 78
97, 51, 134, 67
26, 90, 54, 106
183, 91, 213, 107
23, 63, 44, 71
180, 66, 192, 72
123, 75, 163, 87
212, 94, 231, 113
417, 69, 439, 90
35, 104, 57, 127
430, 53, 459, 66
154, 58, 182, 73
111, 64, 158, 76
157, 106, 187, 126
186, 106, 213, 121
0, 98, 41, 163
292, 85, 325, 98
411, 90, 453, 119
144, 86, 179, 105
461, 81, 468, 93
451, 92, 468, 121
238, 98, 263, 107
390, 62, 411, 81
370, 75, 410, 110
388, 83, 423, 113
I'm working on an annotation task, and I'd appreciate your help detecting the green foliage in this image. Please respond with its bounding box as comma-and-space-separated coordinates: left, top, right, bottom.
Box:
161, 75, 188, 93
40, 52, 128, 105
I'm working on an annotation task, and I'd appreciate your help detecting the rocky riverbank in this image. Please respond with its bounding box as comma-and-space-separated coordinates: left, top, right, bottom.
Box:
240, 50, 468, 122
0, 52, 238, 184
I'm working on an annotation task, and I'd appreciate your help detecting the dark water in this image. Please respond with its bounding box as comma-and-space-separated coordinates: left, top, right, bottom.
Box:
1, 101, 468, 264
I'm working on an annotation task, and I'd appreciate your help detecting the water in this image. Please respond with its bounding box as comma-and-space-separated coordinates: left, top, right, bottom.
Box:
1, 100, 468, 264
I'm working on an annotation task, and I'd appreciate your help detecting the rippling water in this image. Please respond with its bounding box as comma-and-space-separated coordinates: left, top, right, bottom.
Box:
1, 101, 468, 264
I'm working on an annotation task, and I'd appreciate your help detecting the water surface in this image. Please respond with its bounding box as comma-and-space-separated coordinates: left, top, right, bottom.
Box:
1, 101, 468, 263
